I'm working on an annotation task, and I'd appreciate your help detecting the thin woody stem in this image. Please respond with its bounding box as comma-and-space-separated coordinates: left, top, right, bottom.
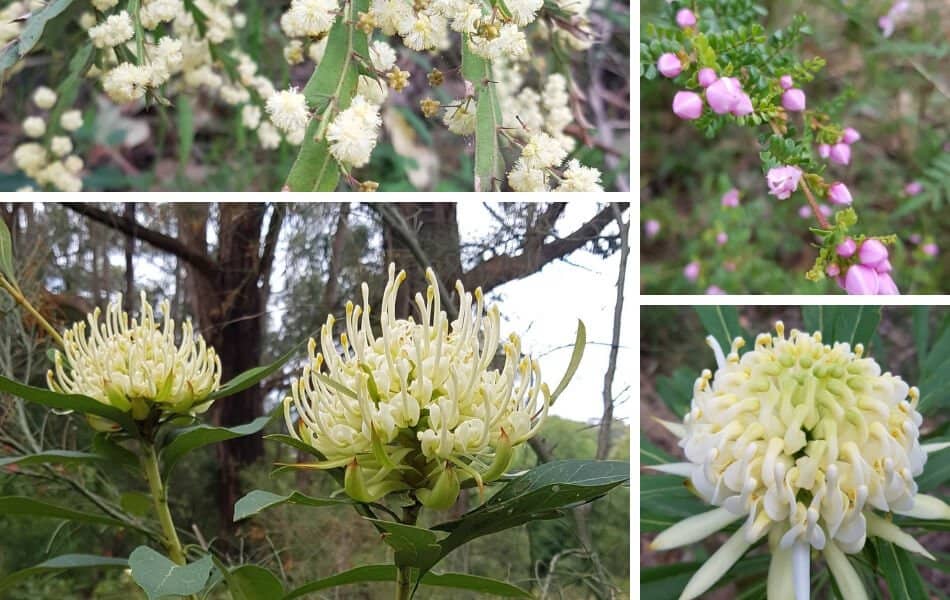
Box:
800, 179, 831, 229
0, 276, 65, 347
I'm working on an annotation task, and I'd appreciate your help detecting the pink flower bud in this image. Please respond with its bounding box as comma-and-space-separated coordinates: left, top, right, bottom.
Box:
877, 273, 900, 295
724, 261, 736, 272
798, 205, 811, 219
705, 77, 742, 114
876, 259, 893, 274
657, 53, 682, 78
818, 144, 831, 158
721, 188, 740, 207
909, 233, 922, 244
858, 239, 889, 267
684, 261, 700, 282
672, 90, 703, 120
716, 232, 728, 245
705, 285, 725, 295
841, 127, 861, 144
779, 75, 793, 90
845, 264, 880, 295
904, 181, 923, 196
732, 92, 754, 116
829, 143, 851, 165
766, 165, 803, 200
826, 263, 840, 277
644, 219, 661, 239
828, 182, 853, 205
923, 242, 938, 257
782, 89, 806, 112
878, 15, 894, 38
837, 238, 857, 258
675, 8, 696, 28
698, 68, 717, 88
819, 204, 832, 217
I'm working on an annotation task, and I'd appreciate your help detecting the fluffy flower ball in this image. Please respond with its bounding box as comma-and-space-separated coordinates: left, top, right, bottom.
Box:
88, 12, 135, 48
47, 292, 222, 430
326, 94, 381, 168
266, 88, 310, 134
33, 87, 57, 110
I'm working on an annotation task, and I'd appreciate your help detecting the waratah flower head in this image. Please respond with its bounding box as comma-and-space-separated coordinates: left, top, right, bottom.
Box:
650, 323, 949, 600
47, 292, 222, 431
283, 264, 554, 509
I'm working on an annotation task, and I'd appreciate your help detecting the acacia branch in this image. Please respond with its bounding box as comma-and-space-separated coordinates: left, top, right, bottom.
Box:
60, 203, 218, 276
463, 202, 629, 293
259, 203, 286, 281
597, 204, 629, 460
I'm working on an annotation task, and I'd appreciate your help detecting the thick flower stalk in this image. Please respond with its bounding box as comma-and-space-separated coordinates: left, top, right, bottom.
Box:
650, 323, 950, 600
47, 291, 222, 430
284, 264, 551, 509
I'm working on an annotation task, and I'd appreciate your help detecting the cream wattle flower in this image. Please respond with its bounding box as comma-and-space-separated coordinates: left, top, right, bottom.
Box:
47, 292, 222, 430
283, 264, 551, 509
649, 322, 950, 600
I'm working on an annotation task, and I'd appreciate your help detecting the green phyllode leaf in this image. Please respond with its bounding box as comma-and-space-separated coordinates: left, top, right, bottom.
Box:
284, 0, 370, 191
695, 306, 748, 352
0, 496, 127, 528
461, 37, 504, 191
160, 414, 272, 478
368, 460, 629, 580
0, 0, 78, 81
206, 340, 304, 402
232, 489, 351, 521
222, 564, 284, 600
284, 564, 532, 599
801, 306, 881, 349
0, 218, 16, 285
0, 375, 138, 434
0, 554, 128, 594
0, 450, 105, 469
128, 546, 213, 600
876, 540, 927, 600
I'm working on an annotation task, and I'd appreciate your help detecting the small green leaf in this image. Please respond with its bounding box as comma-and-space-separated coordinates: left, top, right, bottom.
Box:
206, 340, 304, 402
366, 521, 445, 570
0, 218, 16, 284
284, 0, 370, 191
160, 415, 272, 478
119, 492, 153, 517
694, 306, 746, 353
0, 554, 128, 594
0, 450, 105, 469
548, 320, 586, 404
284, 565, 532, 599
222, 564, 284, 600
876, 540, 927, 600
233, 489, 350, 521
0, 375, 138, 434
0, 496, 127, 528
128, 546, 213, 600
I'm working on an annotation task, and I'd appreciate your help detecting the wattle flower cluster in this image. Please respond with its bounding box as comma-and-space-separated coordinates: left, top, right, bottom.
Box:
47, 292, 222, 431
283, 265, 551, 508
835, 238, 899, 295
11, 88, 85, 191
650, 324, 950, 600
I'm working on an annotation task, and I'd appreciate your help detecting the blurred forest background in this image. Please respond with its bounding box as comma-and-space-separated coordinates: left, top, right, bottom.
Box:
0, 0, 630, 192
640, 0, 950, 293
640, 306, 950, 598
0, 202, 630, 599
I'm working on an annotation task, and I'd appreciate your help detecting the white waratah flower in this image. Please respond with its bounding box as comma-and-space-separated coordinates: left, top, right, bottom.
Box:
33, 86, 57, 110
88, 11, 135, 48
266, 88, 311, 134
284, 264, 552, 508
326, 94, 381, 168
47, 292, 222, 430
649, 323, 950, 600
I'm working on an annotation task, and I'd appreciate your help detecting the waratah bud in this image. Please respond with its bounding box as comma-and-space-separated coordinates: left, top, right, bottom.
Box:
845, 264, 880, 295
829, 143, 851, 165
828, 182, 853, 205
859, 239, 889, 268
673, 90, 703, 120
657, 53, 682, 78
837, 238, 857, 258
676, 8, 696, 28
697, 68, 717, 87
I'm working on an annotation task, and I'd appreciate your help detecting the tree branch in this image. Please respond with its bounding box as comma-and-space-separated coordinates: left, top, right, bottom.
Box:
463, 202, 629, 293
259, 203, 286, 281
60, 203, 218, 276
597, 204, 629, 460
